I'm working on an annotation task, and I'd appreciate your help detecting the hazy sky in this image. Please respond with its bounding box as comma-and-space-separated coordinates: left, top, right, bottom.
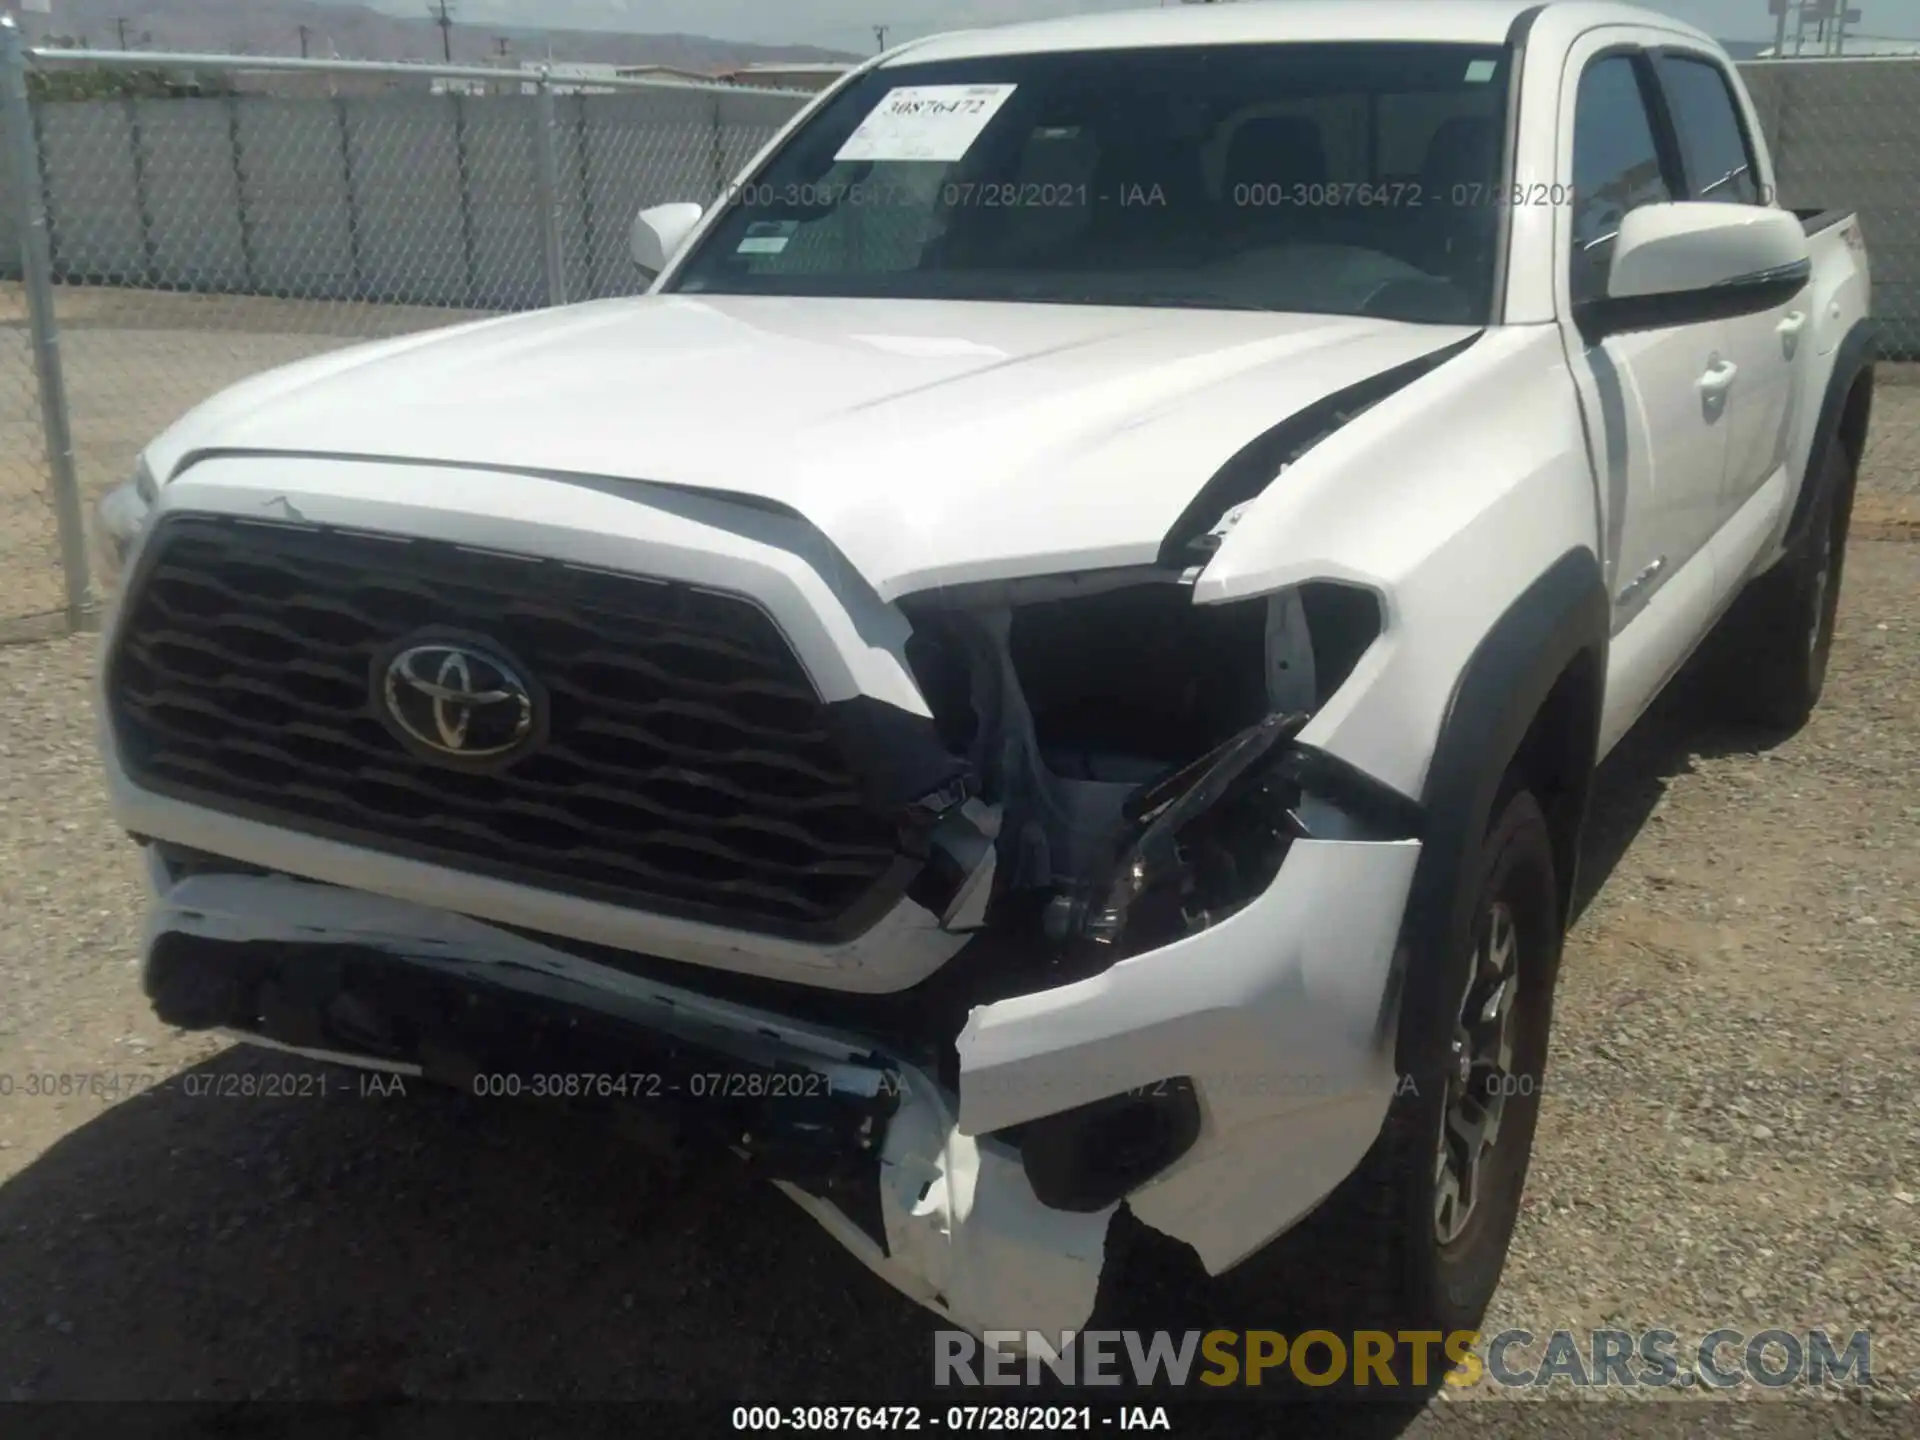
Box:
360, 0, 1920, 52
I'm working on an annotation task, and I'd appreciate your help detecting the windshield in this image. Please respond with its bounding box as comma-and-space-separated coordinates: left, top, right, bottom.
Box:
669, 43, 1513, 324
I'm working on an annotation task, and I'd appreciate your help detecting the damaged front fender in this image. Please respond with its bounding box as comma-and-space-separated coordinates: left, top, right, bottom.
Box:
957, 833, 1420, 1277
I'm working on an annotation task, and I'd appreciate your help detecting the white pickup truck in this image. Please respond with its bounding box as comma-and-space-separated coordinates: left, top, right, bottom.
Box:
94, 0, 1872, 1345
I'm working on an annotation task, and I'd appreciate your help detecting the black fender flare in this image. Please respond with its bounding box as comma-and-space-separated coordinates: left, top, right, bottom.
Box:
1781, 317, 1877, 554
1375, 546, 1609, 1055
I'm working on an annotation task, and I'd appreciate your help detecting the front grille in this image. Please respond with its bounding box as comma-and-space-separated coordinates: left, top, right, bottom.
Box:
108, 515, 909, 939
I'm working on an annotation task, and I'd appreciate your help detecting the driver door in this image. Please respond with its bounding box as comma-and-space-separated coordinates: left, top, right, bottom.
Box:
1555, 40, 1732, 751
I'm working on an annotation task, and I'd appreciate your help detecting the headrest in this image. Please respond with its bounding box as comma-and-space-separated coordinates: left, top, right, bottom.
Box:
1222, 116, 1331, 193
1421, 115, 1500, 192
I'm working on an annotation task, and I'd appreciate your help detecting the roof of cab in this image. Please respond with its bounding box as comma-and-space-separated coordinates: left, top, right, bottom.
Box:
886, 1, 1718, 65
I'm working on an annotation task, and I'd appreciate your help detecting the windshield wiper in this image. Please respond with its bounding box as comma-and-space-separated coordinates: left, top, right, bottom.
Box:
1116, 292, 1275, 312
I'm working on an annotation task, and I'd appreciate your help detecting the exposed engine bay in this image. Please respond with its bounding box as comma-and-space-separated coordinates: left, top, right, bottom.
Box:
858, 572, 1398, 1050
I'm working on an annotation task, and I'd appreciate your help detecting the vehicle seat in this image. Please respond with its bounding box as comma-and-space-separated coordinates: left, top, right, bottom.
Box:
1417, 115, 1501, 281
1219, 115, 1331, 247
1083, 136, 1210, 266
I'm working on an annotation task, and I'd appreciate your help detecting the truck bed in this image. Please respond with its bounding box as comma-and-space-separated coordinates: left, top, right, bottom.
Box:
1797, 207, 1857, 236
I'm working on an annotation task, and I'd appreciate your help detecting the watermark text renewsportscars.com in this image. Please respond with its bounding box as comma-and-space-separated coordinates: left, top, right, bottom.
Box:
935, 1328, 1874, 1390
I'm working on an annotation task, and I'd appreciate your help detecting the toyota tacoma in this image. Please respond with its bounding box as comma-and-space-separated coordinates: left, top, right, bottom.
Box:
93, 0, 1874, 1343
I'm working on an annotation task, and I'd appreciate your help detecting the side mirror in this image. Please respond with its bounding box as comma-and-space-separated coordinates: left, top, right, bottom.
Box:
631, 202, 704, 278
1578, 201, 1811, 340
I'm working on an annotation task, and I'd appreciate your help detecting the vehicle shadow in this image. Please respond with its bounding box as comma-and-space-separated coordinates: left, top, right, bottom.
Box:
1568, 637, 1800, 926
0, 1059, 946, 1404
0, 1054, 1436, 1431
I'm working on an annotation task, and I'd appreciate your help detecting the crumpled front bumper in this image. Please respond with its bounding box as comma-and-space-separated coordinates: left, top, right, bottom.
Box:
131, 820, 1418, 1341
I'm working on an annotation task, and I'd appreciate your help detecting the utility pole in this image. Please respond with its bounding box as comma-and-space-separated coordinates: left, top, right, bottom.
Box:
1832, 1, 1859, 55
114, 16, 135, 50
428, 0, 456, 63
298, 23, 312, 59
872, 24, 889, 53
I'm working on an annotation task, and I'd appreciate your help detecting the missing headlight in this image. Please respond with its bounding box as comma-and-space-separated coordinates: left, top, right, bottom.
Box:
896, 573, 1393, 974
1047, 711, 1310, 969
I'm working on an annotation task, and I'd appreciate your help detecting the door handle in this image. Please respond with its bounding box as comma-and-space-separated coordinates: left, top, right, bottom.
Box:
1696, 358, 1739, 397
1777, 310, 1808, 338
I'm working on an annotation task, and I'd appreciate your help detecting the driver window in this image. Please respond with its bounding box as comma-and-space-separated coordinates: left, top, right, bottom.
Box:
1569, 54, 1673, 305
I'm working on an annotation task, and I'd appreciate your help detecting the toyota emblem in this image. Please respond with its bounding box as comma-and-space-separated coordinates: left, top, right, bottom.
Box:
381, 641, 536, 761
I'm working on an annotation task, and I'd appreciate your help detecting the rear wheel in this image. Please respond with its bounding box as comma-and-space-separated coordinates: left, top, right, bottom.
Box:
1714, 443, 1856, 732
1209, 787, 1563, 1354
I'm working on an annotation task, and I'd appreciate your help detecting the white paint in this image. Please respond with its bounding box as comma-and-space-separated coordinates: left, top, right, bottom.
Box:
1597, 463, 1794, 755
849, 333, 1009, 360
630, 202, 704, 274
149, 452, 933, 715
866, 1070, 1114, 1339
959, 838, 1417, 1273
1193, 324, 1600, 799
1607, 202, 1811, 301
140, 302, 1474, 605
835, 84, 1018, 163
98, 1, 1872, 1325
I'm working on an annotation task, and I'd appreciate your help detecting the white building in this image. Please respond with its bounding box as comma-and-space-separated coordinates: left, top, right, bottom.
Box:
526, 62, 622, 95
430, 61, 629, 98
1757, 37, 1920, 56
614, 64, 727, 87
719, 62, 855, 93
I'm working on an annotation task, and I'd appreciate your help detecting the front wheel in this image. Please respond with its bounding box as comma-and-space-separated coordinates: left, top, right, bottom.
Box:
1210, 787, 1563, 1346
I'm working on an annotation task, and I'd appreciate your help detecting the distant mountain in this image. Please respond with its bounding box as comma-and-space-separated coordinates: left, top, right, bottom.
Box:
27, 0, 858, 70
17, 4, 1785, 72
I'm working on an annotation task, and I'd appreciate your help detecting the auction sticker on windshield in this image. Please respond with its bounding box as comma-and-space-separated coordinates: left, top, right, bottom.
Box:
835, 84, 1019, 163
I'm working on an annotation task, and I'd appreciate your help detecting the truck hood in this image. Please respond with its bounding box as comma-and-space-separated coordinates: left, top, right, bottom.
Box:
151, 294, 1476, 599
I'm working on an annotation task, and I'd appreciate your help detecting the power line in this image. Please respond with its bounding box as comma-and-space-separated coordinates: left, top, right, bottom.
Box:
428, 0, 456, 64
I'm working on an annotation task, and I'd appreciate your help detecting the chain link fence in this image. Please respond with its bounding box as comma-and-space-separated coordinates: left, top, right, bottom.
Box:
0, 42, 1915, 637
1742, 57, 1920, 530
0, 37, 810, 637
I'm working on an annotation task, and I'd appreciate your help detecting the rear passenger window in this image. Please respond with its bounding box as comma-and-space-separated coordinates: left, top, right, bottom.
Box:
1655, 55, 1762, 205
1569, 55, 1673, 305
